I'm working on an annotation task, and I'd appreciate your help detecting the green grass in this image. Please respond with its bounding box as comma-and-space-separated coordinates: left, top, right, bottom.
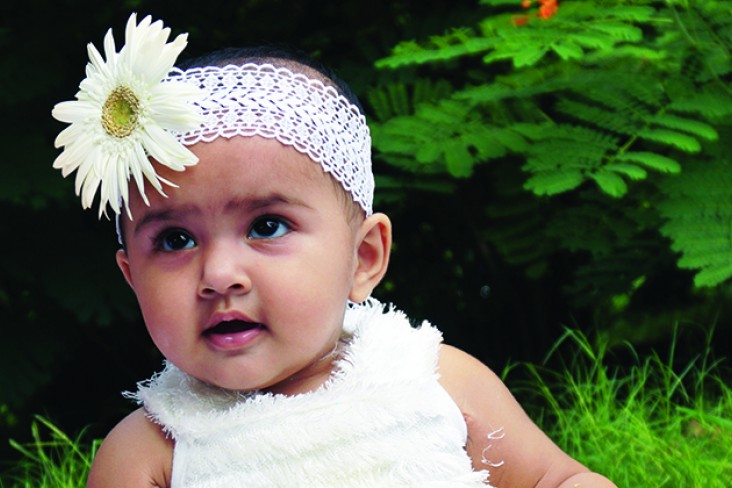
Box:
1, 416, 99, 488
512, 329, 732, 487
2, 330, 730, 487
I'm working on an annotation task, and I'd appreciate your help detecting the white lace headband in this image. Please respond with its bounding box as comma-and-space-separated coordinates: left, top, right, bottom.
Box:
166, 63, 374, 215
51, 14, 374, 220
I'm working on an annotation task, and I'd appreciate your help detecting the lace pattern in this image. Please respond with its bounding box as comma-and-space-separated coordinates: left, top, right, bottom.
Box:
164, 63, 374, 215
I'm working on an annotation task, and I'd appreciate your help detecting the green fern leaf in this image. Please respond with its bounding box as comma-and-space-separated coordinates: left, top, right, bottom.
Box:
570, 32, 617, 50
366, 89, 392, 122
507, 45, 551, 68
367, 79, 455, 122
590, 171, 628, 197
481, 171, 553, 278
555, 98, 638, 135
416, 99, 469, 124
444, 140, 474, 177
600, 5, 656, 22
605, 163, 648, 180
585, 45, 667, 61
462, 127, 508, 160
669, 92, 732, 118
524, 169, 584, 196
692, 263, 732, 289
647, 114, 718, 141
614, 152, 681, 173
659, 158, 732, 287
387, 83, 410, 117
588, 22, 643, 42
376, 34, 496, 69
637, 128, 702, 152
551, 41, 584, 61
415, 141, 443, 164
492, 128, 530, 153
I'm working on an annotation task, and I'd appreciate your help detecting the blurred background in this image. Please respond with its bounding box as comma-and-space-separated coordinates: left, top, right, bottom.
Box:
1, 0, 731, 467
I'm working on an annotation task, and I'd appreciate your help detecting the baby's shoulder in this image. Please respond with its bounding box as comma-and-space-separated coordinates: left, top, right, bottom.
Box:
87, 408, 173, 488
437, 344, 505, 403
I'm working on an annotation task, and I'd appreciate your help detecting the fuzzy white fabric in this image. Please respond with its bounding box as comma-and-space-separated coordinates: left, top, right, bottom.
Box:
130, 301, 492, 487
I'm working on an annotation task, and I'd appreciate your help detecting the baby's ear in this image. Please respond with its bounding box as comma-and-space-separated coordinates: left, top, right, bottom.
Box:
350, 213, 392, 303
115, 249, 135, 290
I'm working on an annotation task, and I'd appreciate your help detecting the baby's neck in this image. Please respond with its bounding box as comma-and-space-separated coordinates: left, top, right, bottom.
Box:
263, 339, 345, 396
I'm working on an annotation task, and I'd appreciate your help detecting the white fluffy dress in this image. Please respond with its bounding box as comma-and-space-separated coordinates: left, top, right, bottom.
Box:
130, 301, 492, 487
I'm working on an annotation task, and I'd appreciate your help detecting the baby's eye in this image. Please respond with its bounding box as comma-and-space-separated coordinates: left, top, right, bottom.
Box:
248, 216, 290, 240
156, 229, 196, 252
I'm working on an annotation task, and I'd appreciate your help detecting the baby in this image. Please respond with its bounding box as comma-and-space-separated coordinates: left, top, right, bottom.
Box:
52, 14, 616, 488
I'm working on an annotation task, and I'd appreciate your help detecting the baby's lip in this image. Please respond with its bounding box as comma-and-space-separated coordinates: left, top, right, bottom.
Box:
203, 310, 265, 350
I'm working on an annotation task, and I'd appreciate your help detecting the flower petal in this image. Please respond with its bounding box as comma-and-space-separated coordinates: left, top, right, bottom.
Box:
53, 134, 95, 176
52, 100, 98, 125
142, 123, 198, 171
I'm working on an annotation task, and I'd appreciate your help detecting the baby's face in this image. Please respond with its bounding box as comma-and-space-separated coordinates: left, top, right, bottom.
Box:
117, 136, 361, 393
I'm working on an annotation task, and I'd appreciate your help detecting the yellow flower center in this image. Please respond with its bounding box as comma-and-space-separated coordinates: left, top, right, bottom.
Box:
102, 86, 140, 138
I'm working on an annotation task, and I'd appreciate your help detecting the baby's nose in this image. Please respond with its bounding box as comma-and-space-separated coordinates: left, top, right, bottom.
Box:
198, 243, 251, 298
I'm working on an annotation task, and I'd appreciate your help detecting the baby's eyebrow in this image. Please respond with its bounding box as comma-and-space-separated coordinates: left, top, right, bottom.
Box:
132, 206, 198, 236
224, 194, 311, 212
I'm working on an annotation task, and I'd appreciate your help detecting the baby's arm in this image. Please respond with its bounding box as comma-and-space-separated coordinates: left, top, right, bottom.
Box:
438, 345, 616, 488
87, 408, 173, 488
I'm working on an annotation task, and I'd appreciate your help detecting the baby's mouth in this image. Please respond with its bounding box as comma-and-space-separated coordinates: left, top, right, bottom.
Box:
204, 320, 264, 336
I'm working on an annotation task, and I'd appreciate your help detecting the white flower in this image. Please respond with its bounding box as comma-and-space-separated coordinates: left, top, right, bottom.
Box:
52, 13, 203, 218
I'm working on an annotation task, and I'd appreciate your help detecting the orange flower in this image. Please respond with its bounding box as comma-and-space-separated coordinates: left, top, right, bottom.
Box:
521, 0, 532, 8
538, 0, 558, 19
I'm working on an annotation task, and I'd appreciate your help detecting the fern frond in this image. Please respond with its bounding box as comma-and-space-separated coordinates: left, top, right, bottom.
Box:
443, 139, 474, 177
524, 168, 585, 196
367, 83, 409, 121
646, 114, 718, 141
605, 163, 648, 181
668, 90, 732, 119
481, 173, 554, 278
551, 41, 584, 61
544, 198, 638, 255
521, 124, 627, 197
587, 22, 644, 42
589, 171, 628, 198
544, 191, 663, 308
373, 89, 538, 177
577, 74, 661, 115
636, 128, 702, 152
660, 2, 732, 84
366, 79, 454, 122
659, 158, 732, 287
613, 152, 681, 174
556, 98, 638, 135
454, 67, 571, 105
692, 262, 732, 289
564, 246, 656, 308
375, 30, 496, 69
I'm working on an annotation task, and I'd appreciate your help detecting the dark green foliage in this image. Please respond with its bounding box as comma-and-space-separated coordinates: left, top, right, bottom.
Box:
659, 157, 732, 287
371, 0, 732, 310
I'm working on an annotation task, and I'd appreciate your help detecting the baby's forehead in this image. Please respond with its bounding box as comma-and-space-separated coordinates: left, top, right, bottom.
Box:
134, 136, 347, 208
